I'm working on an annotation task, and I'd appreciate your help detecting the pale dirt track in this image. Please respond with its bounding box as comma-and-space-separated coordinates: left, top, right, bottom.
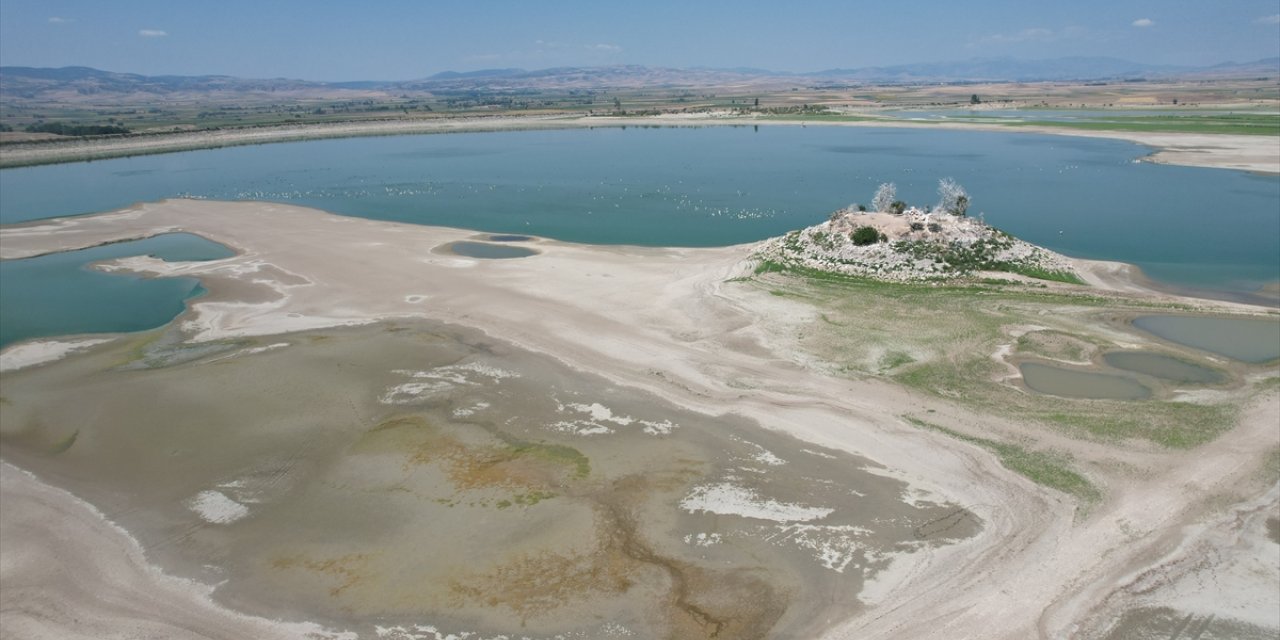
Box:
0, 200, 1276, 639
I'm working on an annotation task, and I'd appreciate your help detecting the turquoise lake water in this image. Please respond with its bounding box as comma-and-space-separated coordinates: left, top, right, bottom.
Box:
1, 126, 1277, 293
0, 126, 1277, 348
0, 233, 235, 348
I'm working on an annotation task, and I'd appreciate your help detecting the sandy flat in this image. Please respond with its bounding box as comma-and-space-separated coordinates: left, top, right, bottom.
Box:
0, 337, 114, 372
1, 199, 1277, 639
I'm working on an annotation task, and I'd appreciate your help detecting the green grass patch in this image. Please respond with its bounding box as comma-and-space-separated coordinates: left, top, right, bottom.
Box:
894, 362, 1236, 448
1001, 264, 1087, 284
879, 350, 916, 370
905, 416, 1100, 504
1002, 113, 1280, 136
507, 440, 591, 479
1263, 447, 1280, 484
113, 330, 165, 367
746, 264, 1237, 449
1038, 402, 1236, 449
755, 259, 955, 293
895, 359, 1001, 396
513, 490, 557, 506
495, 491, 556, 509
49, 429, 79, 455
1016, 331, 1092, 362
760, 114, 885, 123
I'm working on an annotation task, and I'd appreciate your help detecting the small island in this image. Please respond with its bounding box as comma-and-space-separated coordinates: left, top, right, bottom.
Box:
758, 179, 1081, 284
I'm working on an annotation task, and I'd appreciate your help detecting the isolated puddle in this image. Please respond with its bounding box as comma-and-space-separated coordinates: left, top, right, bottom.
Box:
1020, 361, 1151, 400
438, 241, 538, 259
1102, 351, 1224, 384
1132, 315, 1280, 364
0, 233, 236, 348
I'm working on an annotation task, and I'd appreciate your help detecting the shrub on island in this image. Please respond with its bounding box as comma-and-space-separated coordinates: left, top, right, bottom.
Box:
851, 226, 881, 246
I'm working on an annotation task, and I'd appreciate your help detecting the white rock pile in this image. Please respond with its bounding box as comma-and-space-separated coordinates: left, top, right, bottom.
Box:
756, 207, 1078, 283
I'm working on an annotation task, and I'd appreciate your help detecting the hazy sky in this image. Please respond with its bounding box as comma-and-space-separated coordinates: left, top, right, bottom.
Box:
2, 0, 1278, 80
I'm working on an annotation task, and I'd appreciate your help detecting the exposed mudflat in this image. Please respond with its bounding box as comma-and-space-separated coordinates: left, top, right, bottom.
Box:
1099, 607, 1278, 640
0, 321, 977, 639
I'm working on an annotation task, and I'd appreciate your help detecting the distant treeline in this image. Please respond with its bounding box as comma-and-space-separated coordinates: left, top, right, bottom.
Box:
25, 122, 130, 136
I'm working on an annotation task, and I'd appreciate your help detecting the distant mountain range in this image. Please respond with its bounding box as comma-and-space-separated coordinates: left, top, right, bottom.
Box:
409, 56, 1279, 85
2, 57, 1276, 101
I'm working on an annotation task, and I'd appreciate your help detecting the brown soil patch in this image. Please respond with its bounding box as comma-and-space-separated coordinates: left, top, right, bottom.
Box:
270, 553, 372, 598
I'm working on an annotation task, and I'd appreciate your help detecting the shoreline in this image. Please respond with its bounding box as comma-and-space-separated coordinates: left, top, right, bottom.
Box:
1067, 257, 1280, 309
1, 200, 1277, 639
0, 461, 353, 640
1, 112, 1276, 174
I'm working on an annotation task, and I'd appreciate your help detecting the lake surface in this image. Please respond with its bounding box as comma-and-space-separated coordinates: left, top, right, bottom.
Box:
1, 126, 1277, 294
0, 233, 235, 348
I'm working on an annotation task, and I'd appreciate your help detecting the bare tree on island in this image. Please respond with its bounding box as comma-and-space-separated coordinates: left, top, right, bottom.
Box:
936, 178, 970, 216
872, 183, 897, 213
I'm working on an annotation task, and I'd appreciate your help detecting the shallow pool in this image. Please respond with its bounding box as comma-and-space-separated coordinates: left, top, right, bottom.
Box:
443, 241, 539, 259
0, 233, 236, 348
1102, 351, 1225, 384
1020, 362, 1152, 400
1132, 315, 1280, 364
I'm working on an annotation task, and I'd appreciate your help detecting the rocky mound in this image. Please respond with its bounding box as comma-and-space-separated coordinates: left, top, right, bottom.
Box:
757, 208, 1080, 283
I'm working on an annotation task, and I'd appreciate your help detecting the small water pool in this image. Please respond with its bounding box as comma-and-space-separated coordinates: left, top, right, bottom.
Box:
0, 233, 236, 348
1102, 351, 1225, 384
441, 241, 539, 259
486, 234, 534, 242
1020, 362, 1152, 400
1132, 315, 1280, 364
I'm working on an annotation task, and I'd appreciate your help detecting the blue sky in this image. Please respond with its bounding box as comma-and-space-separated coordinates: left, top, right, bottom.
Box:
2, 0, 1278, 80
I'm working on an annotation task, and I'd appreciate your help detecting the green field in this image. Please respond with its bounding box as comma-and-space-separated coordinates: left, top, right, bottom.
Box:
742, 262, 1247, 450
904, 416, 1100, 504
1002, 113, 1280, 136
